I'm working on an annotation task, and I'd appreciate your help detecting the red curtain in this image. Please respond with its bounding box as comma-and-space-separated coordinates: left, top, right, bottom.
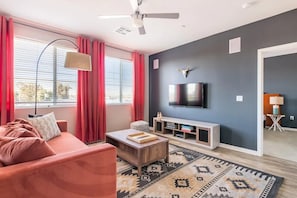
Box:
132, 52, 145, 121
76, 37, 106, 143
0, 16, 14, 125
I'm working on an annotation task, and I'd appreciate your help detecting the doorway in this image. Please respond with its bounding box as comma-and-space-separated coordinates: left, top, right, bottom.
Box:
257, 42, 297, 157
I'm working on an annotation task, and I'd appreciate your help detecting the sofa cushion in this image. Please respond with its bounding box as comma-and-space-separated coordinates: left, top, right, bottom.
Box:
0, 136, 55, 166
47, 132, 87, 154
28, 112, 61, 141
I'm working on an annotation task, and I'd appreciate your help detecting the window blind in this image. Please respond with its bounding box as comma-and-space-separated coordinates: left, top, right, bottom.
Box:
105, 56, 133, 104
14, 37, 77, 106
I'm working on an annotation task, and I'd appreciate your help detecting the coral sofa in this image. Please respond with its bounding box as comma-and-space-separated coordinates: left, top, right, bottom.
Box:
0, 120, 117, 198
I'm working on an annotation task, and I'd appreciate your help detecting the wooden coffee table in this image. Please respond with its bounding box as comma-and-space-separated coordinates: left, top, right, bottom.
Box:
106, 129, 169, 175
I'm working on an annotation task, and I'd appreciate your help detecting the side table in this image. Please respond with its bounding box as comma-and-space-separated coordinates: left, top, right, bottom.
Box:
267, 114, 285, 132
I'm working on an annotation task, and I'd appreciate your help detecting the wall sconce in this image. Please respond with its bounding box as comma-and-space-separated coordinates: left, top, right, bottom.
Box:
178, 67, 193, 78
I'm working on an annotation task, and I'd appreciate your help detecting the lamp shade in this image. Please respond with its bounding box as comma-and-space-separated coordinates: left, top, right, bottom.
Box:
269, 96, 284, 105
64, 52, 92, 71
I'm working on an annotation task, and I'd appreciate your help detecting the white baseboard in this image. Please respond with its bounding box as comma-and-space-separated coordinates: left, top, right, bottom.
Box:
265, 126, 297, 132
283, 127, 297, 132
151, 125, 262, 156
219, 143, 261, 156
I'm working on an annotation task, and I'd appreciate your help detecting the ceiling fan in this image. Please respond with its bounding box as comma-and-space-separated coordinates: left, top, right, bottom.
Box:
98, 0, 180, 35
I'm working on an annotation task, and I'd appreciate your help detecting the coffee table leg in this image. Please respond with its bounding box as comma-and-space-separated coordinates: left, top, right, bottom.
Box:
138, 166, 142, 176
165, 141, 169, 163
165, 155, 169, 163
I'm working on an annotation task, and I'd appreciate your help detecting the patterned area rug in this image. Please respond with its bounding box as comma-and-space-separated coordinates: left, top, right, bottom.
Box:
117, 144, 283, 198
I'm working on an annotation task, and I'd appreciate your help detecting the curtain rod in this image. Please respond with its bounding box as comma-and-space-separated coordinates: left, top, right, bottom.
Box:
14, 19, 133, 53
14, 20, 77, 39
106, 44, 133, 54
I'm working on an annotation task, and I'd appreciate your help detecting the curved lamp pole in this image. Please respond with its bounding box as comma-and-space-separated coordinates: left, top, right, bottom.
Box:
30, 38, 92, 117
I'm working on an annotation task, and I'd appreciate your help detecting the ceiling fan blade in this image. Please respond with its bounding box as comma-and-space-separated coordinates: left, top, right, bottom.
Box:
98, 15, 131, 19
138, 26, 146, 35
143, 13, 179, 19
129, 0, 139, 11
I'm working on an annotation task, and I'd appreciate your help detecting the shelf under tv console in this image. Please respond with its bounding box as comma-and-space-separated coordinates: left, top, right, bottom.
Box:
153, 116, 220, 150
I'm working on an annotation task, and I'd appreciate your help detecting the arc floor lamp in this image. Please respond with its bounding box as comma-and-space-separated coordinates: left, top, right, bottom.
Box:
29, 38, 92, 118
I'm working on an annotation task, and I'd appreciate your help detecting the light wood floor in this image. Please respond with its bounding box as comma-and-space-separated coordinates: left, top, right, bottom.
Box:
101, 131, 297, 197
264, 128, 297, 162
169, 139, 297, 198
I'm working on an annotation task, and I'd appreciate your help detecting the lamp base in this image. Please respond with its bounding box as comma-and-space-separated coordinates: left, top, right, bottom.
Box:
272, 105, 279, 115
28, 114, 43, 118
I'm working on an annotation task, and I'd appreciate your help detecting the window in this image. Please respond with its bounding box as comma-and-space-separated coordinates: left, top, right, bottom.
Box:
105, 56, 133, 103
14, 38, 77, 107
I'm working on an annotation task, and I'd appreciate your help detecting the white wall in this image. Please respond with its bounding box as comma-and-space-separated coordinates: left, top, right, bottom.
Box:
15, 104, 133, 134
106, 104, 132, 132
106, 54, 150, 132
15, 106, 77, 134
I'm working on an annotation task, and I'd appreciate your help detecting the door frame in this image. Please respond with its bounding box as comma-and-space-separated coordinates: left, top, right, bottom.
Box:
257, 42, 297, 155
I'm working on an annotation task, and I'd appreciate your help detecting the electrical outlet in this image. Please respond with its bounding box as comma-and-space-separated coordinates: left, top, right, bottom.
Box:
290, 116, 295, 121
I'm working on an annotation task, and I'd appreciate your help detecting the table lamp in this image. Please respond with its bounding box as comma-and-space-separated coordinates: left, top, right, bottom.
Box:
269, 96, 284, 115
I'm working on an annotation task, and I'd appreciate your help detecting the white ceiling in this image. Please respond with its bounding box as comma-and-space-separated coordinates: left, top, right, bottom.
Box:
0, 0, 296, 54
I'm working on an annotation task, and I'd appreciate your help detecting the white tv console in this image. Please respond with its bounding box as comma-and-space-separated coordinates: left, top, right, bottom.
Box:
153, 116, 220, 150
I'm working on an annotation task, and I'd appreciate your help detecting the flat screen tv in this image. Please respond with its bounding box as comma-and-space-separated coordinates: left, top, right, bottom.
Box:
169, 82, 207, 108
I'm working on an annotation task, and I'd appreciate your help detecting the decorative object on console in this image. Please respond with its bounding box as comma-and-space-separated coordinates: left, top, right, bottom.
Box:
157, 112, 163, 120
29, 38, 92, 118
269, 96, 284, 115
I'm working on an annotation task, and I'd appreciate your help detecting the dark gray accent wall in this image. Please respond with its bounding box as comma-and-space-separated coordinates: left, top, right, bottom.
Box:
264, 53, 297, 128
149, 9, 297, 150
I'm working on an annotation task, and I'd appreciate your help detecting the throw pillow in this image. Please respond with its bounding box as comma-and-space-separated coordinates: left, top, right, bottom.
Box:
28, 112, 61, 141
4, 127, 38, 138
0, 136, 55, 166
0, 126, 6, 137
1, 119, 42, 138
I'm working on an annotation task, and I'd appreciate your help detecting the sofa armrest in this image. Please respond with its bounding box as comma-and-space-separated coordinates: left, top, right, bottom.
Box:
0, 143, 116, 198
56, 120, 67, 132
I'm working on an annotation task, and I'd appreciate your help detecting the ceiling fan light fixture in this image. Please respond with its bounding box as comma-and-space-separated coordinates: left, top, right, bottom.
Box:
98, 15, 130, 19
242, 1, 258, 9
132, 14, 143, 27
98, 0, 179, 35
